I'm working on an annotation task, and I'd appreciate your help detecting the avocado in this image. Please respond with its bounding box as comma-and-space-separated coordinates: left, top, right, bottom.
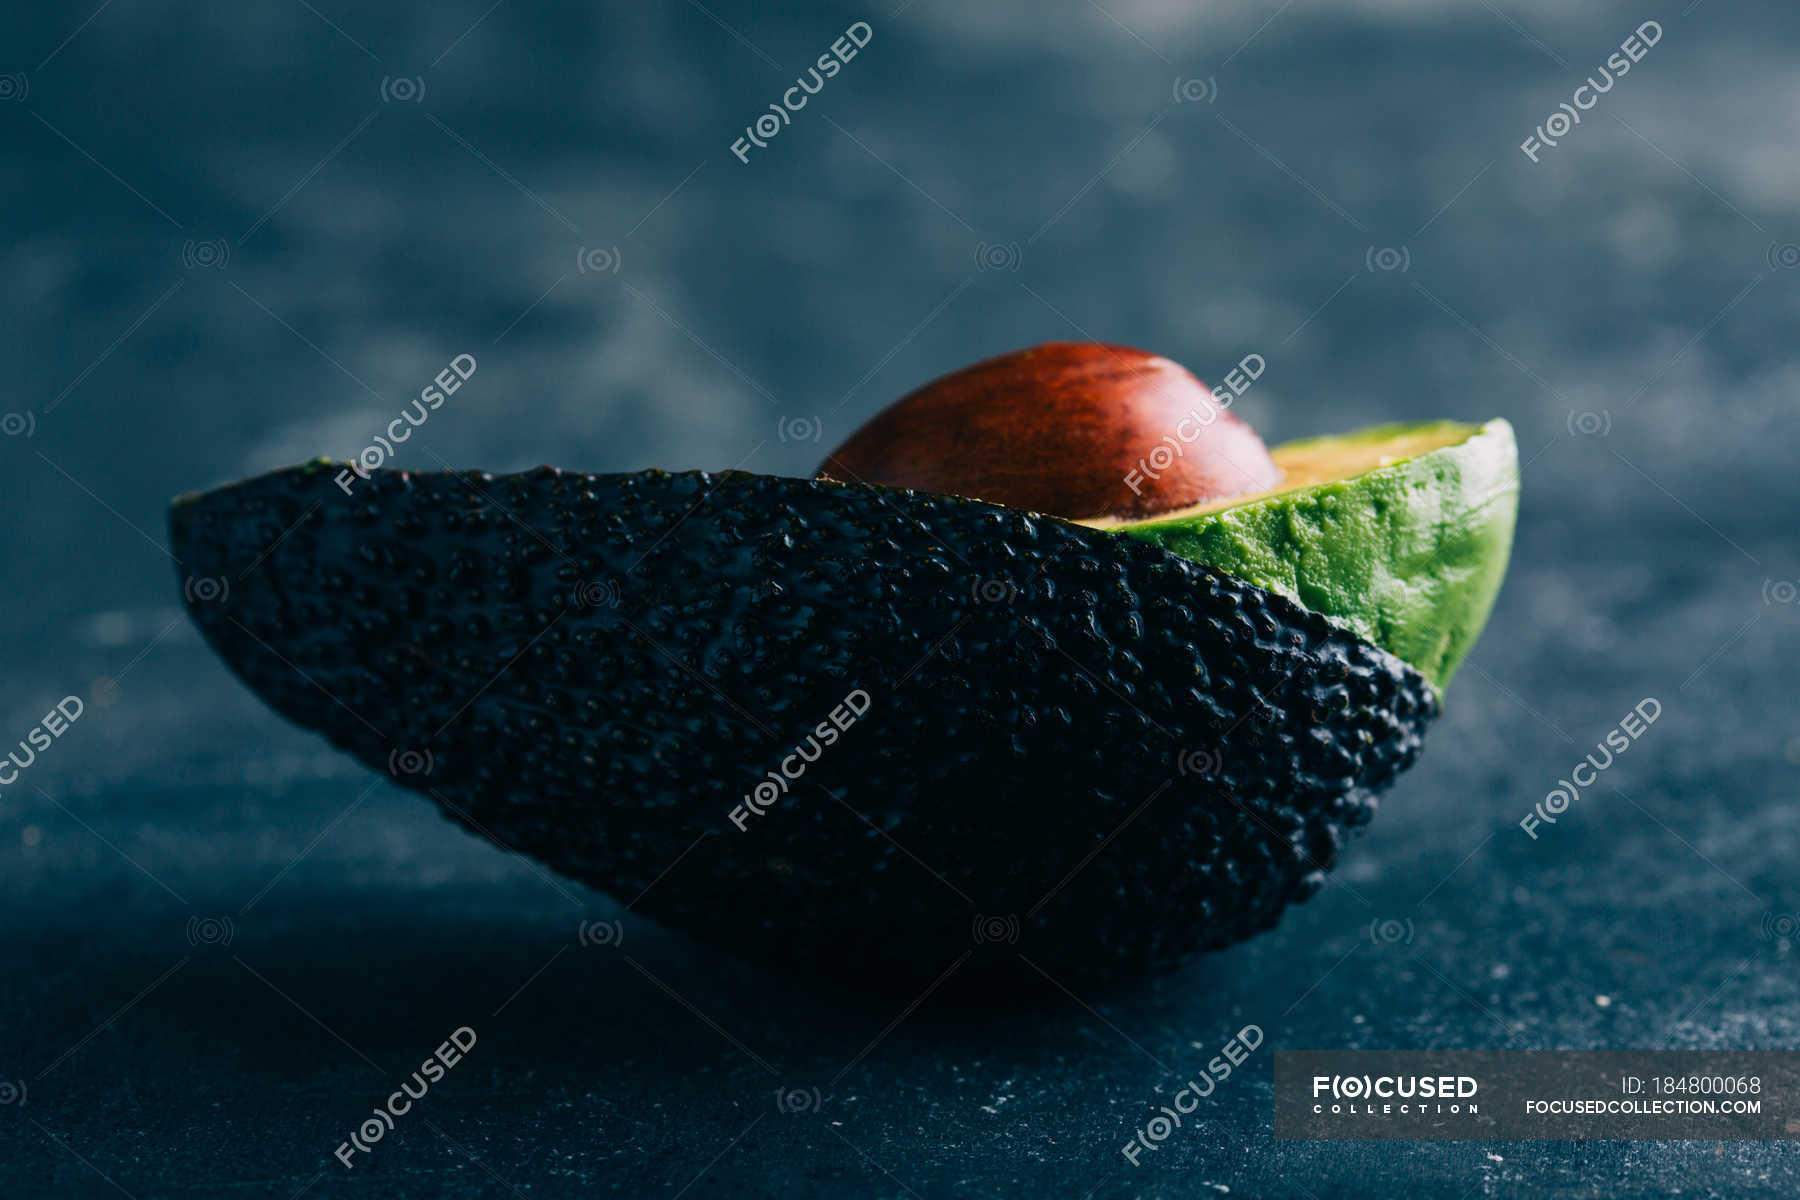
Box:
1100, 419, 1518, 689
171, 464, 1436, 982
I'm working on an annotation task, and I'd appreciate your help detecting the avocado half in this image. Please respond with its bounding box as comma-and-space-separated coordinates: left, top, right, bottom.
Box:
171, 420, 1515, 983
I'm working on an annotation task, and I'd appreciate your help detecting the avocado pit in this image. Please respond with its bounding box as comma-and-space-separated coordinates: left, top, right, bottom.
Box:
821, 341, 1280, 522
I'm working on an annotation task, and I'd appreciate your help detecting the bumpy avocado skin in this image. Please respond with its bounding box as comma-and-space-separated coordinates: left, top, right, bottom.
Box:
1119, 419, 1518, 691
171, 466, 1435, 983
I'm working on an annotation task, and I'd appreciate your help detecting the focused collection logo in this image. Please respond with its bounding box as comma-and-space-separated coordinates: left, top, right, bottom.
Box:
1122, 353, 1266, 497
1121, 1024, 1263, 1165
1311, 1073, 1480, 1116
334, 354, 478, 495
0, 696, 85, 792
731, 21, 873, 164
334, 1027, 477, 1168
728, 688, 873, 831
1519, 697, 1661, 839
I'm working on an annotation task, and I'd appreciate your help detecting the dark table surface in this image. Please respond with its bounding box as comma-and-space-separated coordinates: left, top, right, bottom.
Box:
5, 1, 1798, 1195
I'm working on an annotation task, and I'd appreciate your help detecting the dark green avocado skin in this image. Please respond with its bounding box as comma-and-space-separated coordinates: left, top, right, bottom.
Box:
170, 465, 1437, 984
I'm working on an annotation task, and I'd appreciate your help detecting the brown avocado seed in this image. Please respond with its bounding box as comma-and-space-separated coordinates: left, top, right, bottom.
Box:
819, 341, 1280, 522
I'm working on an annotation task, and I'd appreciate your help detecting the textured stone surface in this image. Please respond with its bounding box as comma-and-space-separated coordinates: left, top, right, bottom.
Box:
171, 464, 1435, 983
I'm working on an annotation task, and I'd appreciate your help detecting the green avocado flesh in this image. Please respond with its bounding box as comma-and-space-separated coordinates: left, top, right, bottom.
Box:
172, 465, 1436, 983
1103, 419, 1518, 691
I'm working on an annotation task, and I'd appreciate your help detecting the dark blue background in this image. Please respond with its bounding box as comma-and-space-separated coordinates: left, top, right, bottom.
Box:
4, 1, 1797, 1195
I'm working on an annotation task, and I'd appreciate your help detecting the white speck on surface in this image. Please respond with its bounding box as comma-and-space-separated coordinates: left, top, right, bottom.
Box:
1491, 963, 1512, 980
1595, 995, 1613, 1008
